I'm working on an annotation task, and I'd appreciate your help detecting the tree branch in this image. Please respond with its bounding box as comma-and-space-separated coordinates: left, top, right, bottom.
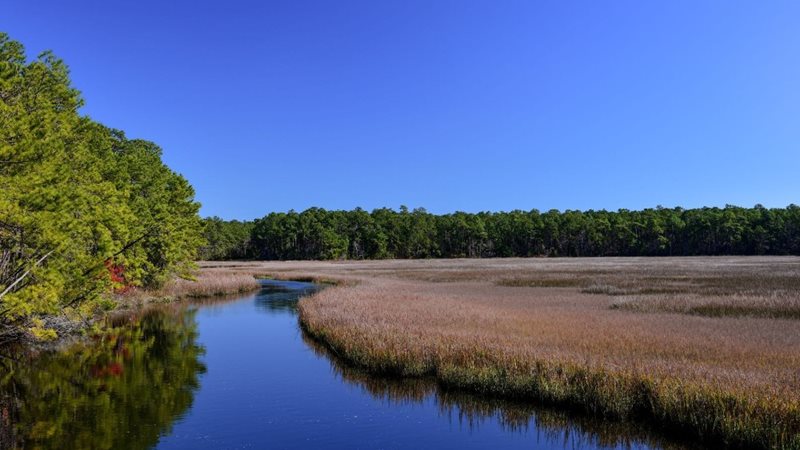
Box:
0, 249, 53, 301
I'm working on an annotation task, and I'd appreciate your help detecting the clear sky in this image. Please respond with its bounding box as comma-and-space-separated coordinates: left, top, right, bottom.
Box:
4, 1, 799, 219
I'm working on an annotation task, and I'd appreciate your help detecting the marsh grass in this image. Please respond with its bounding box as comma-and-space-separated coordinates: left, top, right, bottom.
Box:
577, 271, 800, 319
116, 269, 262, 310
301, 331, 703, 450
250, 256, 800, 449
157, 269, 261, 298
172, 258, 800, 448
610, 292, 800, 319
485, 261, 800, 319
497, 277, 589, 288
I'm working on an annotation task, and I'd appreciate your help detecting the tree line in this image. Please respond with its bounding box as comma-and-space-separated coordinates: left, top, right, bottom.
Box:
0, 33, 203, 340
200, 204, 800, 261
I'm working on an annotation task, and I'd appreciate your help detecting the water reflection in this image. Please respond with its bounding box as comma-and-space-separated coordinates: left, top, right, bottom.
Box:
0, 280, 698, 450
300, 321, 699, 450
254, 279, 323, 313
0, 308, 205, 449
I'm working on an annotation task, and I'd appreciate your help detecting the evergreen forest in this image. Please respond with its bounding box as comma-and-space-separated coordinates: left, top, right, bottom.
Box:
201, 204, 800, 261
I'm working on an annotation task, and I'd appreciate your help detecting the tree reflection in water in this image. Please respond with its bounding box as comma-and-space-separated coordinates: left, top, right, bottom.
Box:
0, 281, 700, 450
0, 307, 205, 450
254, 280, 322, 313
300, 332, 700, 450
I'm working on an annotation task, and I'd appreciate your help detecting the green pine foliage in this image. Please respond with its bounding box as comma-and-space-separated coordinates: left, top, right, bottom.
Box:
198, 217, 255, 260
205, 204, 800, 261
0, 33, 203, 340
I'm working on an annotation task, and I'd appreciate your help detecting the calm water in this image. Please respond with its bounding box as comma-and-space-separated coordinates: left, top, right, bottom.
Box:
1, 280, 695, 449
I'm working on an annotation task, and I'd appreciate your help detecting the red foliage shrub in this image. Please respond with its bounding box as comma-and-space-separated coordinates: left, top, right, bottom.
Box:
104, 260, 131, 294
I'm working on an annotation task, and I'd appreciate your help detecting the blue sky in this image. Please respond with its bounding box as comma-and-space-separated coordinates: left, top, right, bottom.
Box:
4, 1, 799, 219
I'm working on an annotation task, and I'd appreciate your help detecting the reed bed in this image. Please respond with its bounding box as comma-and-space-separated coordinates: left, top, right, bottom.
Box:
157, 269, 261, 298
301, 331, 701, 450
610, 292, 800, 319
117, 268, 262, 308
158, 269, 261, 298
220, 256, 800, 449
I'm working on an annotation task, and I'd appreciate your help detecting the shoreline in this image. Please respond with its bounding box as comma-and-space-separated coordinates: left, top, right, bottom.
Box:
280, 257, 800, 450
298, 308, 796, 449
7, 257, 800, 449
298, 323, 708, 450
1, 268, 264, 351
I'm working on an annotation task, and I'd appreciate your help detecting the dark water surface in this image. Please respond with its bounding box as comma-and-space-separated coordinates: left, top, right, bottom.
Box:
1, 280, 696, 449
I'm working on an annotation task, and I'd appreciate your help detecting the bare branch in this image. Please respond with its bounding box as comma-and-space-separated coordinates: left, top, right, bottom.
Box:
0, 249, 53, 301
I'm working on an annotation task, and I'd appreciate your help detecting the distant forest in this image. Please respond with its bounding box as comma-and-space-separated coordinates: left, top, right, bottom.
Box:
200, 205, 800, 260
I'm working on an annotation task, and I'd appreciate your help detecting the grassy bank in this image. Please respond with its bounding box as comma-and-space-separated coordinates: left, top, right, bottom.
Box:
3, 267, 263, 347
300, 331, 701, 450
145, 268, 261, 299
272, 257, 800, 449
302, 313, 799, 449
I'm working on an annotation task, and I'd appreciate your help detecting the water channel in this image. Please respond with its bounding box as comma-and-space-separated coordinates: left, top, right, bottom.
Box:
0, 280, 697, 449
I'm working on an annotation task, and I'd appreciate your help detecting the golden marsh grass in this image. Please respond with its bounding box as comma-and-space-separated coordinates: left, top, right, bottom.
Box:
116, 268, 262, 308
205, 257, 800, 449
